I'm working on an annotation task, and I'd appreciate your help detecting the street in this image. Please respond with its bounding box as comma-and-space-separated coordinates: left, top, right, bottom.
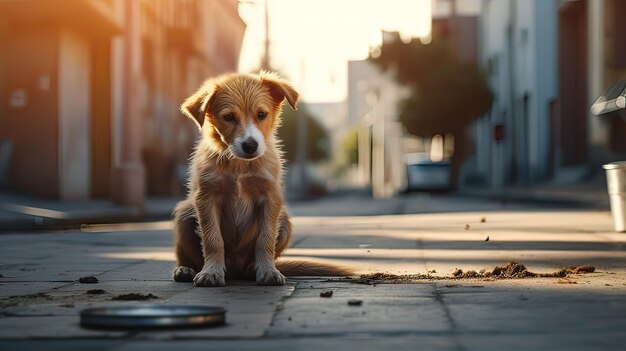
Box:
1, 194, 625, 350
1, 0, 625, 349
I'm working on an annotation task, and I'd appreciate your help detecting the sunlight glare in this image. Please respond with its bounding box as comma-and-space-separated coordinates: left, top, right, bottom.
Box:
238, 0, 431, 102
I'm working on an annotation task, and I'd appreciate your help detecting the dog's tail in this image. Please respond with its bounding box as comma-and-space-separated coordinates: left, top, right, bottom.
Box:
276, 260, 354, 277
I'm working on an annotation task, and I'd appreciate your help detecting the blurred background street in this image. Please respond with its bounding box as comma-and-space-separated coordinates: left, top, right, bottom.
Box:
1, 0, 626, 350
1, 0, 625, 207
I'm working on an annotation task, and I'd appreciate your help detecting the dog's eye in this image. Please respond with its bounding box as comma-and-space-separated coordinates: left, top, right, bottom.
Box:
257, 111, 268, 120
224, 113, 236, 122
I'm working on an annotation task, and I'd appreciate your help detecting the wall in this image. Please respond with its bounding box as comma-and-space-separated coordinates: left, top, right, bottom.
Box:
471, 0, 558, 188
604, 0, 626, 156
530, 0, 557, 180
0, 27, 60, 197
58, 28, 91, 199
90, 37, 112, 198
474, 0, 512, 188
133, 0, 246, 197
347, 59, 408, 197
0, 0, 246, 200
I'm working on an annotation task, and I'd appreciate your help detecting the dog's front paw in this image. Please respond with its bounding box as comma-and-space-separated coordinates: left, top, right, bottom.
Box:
194, 267, 226, 287
256, 266, 285, 286
173, 266, 196, 282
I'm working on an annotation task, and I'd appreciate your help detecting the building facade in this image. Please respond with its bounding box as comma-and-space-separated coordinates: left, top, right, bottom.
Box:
0, 0, 245, 203
468, 0, 558, 188
347, 58, 410, 198
465, 0, 626, 189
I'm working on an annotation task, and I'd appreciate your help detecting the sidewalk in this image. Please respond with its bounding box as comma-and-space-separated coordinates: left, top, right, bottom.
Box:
1, 203, 625, 350
0, 181, 611, 232
0, 193, 178, 232
457, 182, 610, 209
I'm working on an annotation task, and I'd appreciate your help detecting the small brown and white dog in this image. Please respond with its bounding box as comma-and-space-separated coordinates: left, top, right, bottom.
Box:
172, 71, 351, 287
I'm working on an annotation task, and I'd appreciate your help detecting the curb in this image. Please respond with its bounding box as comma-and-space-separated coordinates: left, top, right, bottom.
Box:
455, 190, 610, 210
0, 212, 173, 233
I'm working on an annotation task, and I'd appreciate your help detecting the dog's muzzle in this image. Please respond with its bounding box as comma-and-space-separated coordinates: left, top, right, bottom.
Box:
241, 137, 258, 156
231, 123, 266, 160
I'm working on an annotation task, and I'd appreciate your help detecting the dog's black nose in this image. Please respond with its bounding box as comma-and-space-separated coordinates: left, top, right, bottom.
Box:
241, 138, 258, 155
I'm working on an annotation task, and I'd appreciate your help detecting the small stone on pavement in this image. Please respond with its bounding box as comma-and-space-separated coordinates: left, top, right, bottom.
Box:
320, 290, 333, 298
78, 276, 98, 284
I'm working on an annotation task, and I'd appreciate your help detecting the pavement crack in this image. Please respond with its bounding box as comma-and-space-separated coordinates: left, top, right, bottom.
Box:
263, 283, 297, 337
433, 285, 466, 351
0, 312, 56, 317
0, 280, 75, 283
433, 287, 456, 329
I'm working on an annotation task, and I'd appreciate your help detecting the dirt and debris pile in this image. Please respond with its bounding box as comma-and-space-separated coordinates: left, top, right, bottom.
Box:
111, 293, 158, 301
86, 289, 106, 295
340, 272, 435, 285
452, 262, 596, 279
78, 276, 99, 284
334, 261, 596, 285
485, 262, 540, 278
567, 265, 595, 274
0, 292, 53, 308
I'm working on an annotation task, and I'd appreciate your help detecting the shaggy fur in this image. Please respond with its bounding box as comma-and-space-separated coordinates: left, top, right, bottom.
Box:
172, 71, 352, 287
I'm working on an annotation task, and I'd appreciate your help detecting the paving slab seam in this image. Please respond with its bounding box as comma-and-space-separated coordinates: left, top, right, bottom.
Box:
1, 260, 148, 291
0, 335, 270, 342
86, 260, 148, 278
0, 279, 179, 283
0, 335, 134, 341
432, 284, 466, 351
2, 327, 615, 342
593, 233, 626, 247
289, 237, 308, 248
263, 282, 299, 338
259, 330, 462, 339
0, 312, 56, 318
156, 335, 271, 341
0, 280, 76, 283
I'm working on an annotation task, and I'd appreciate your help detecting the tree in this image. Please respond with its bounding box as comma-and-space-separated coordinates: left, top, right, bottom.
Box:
331, 128, 359, 177
340, 128, 359, 166
370, 33, 493, 185
277, 104, 330, 164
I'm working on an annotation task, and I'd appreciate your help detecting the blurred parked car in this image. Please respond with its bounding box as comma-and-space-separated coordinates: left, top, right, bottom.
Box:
405, 153, 451, 192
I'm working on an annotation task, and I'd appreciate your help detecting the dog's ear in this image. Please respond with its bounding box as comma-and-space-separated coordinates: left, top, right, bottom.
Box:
260, 71, 299, 110
180, 83, 217, 130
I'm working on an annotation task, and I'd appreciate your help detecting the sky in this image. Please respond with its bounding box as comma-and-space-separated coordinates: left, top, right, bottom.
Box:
238, 0, 432, 103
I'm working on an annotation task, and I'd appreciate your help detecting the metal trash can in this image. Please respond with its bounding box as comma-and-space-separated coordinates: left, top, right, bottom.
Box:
604, 162, 626, 232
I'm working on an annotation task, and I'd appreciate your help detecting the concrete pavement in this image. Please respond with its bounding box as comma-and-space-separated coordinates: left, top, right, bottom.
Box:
0, 193, 177, 231
0, 182, 608, 231
0, 197, 625, 350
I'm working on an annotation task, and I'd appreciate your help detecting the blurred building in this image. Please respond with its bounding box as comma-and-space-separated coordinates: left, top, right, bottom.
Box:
347, 57, 410, 198
0, 0, 245, 203
306, 102, 349, 140
464, 0, 626, 189
466, 0, 558, 188
303, 101, 351, 187
432, 0, 481, 63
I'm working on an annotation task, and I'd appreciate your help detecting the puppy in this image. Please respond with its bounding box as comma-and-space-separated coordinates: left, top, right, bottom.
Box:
172, 71, 351, 287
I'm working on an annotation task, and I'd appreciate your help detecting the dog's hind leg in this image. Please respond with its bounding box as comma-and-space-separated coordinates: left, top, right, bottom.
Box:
172, 199, 204, 282
275, 210, 292, 258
